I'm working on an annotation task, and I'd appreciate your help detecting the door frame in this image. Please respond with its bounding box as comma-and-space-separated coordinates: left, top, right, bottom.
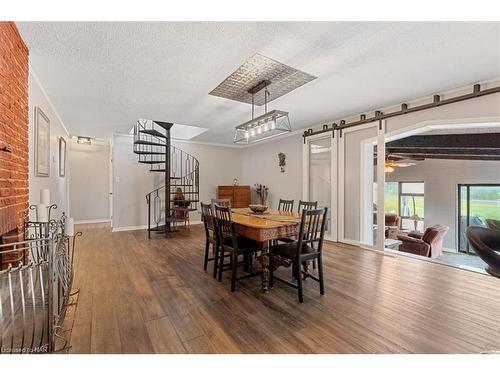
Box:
302, 132, 338, 241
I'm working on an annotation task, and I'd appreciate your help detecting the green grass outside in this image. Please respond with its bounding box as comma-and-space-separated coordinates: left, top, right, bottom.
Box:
383, 191, 500, 221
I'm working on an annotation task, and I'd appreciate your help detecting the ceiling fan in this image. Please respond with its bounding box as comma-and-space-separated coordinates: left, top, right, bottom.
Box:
383, 154, 419, 172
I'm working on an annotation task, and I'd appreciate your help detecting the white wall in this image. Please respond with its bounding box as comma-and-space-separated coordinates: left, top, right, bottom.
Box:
28, 70, 70, 220
68, 141, 110, 222
240, 134, 303, 210
111, 135, 243, 229
387, 158, 500, 251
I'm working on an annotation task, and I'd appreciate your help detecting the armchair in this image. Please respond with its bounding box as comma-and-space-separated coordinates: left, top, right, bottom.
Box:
485, 218, 500, 232
385, 213, 402, 239
397, 224, 449, 258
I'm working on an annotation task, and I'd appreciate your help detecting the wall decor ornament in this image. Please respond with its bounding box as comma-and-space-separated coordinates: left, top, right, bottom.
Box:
278, 152, 286, 173
34, 107, 50, 177
59, 137, 66, 177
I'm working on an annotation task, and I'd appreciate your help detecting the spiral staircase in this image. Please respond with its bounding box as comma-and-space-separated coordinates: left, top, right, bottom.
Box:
133, 119, 199, 238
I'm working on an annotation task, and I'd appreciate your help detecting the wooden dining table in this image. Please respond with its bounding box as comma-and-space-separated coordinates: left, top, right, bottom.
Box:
231, 208, 301, 291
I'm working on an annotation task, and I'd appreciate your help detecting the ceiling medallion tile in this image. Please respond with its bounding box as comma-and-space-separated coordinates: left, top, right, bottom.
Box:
209, 53, 317, 106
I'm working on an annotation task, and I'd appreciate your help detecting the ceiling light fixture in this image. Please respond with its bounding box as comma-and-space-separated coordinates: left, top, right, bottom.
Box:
76, 136, 92, 145
234, 80, 291, 144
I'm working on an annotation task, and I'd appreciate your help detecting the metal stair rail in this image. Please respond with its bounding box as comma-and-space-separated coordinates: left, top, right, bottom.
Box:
133, 119, 200, 237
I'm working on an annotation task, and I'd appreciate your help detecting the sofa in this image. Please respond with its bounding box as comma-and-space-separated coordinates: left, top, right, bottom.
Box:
397, 224, 449, 258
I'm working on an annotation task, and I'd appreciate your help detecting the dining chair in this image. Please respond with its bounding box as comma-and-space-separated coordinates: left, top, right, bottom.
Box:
214, 204, 260, 292
298, 200, 318, 212
296, 201, 320, 269
269, 207, 328, 303
278, 199, 294, 212
211, 198, 231, 211
201, 202, 226, 278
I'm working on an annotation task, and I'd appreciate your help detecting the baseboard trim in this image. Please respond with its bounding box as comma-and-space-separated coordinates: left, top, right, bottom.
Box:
111, 221, 203, 233
112, 225, 148, 232
75, 219, 111, 224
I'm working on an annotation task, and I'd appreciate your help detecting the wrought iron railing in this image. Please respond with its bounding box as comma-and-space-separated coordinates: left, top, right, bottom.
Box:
133, 120, 200, 237
0, 217, 81, 354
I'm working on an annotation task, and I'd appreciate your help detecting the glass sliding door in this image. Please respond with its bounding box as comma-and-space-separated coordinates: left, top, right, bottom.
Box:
458, 184, 500, 254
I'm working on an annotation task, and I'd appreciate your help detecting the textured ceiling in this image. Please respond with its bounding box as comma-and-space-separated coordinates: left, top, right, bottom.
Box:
17, 22, 500, 144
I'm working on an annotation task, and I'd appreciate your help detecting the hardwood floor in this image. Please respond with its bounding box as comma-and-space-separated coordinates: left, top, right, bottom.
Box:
66, 223, 500, 354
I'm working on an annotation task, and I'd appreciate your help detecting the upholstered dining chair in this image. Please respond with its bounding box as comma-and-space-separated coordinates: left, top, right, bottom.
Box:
278, 199, 294, 212
214, 204, 260, 291
298, 200, 318, 212
467, 226, 500, 278
269, 207, 328, 303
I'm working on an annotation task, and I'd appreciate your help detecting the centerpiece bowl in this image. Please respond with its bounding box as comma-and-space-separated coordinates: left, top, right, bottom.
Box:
249, 204, 268, 214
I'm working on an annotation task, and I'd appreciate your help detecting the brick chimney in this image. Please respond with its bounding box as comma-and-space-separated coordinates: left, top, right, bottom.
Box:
0, 22, 29, 267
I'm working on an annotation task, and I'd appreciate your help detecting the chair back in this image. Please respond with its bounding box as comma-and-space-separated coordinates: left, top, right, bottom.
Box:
201, 202, 217, 241
298, 200, 318, 212
296, 208, 328, 256
214, 204, 237, 248
211, 198, 231, 211
278, 199, 294, 212
486, 218, 500, 232
467, 226, 500, 277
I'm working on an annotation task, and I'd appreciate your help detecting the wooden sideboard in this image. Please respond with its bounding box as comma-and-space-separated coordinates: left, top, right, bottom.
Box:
217, 185, 251, 208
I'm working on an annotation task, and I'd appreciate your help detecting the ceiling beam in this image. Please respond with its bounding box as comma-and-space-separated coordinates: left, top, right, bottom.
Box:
386, 133, 500, 149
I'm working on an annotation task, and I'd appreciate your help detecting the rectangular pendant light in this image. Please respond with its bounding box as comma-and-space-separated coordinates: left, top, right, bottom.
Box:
234, 110, 291, 144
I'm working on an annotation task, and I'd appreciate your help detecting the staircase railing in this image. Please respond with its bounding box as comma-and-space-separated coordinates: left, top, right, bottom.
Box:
133, 119, 200, 237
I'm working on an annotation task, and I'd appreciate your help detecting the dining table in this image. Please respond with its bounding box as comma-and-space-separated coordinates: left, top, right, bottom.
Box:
230, 207, 302, 291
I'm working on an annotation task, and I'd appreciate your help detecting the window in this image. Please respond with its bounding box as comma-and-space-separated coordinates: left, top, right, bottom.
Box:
384, 181, 425, 231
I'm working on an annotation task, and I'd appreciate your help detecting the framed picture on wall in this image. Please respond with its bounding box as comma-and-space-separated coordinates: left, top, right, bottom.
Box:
34, 106, 50, 177
59, 137, 66, 177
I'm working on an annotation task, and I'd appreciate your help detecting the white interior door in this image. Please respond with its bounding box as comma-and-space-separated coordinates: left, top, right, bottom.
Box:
338, 121, 385, 250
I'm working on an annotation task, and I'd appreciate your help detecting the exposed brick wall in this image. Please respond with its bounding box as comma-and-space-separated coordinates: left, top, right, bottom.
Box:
0, 22, 29, 266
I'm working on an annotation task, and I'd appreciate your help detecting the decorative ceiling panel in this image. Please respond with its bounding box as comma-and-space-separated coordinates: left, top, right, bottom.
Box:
209, 53, 317, 106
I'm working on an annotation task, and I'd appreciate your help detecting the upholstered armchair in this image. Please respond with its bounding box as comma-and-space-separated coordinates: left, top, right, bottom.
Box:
385, 213, 402, 239
397, 224, 449, 258
485, 218, 500, 232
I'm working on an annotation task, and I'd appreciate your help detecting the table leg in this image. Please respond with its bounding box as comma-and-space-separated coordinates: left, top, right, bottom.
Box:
258, 242, 270, 292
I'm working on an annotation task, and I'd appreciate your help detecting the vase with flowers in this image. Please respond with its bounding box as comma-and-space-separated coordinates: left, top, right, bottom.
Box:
253, 184, 269, 206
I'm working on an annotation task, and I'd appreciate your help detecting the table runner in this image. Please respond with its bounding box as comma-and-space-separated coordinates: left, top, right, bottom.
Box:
231, 208, 301, 223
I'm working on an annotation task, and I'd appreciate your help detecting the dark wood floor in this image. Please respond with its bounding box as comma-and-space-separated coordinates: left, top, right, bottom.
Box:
65, 223, 500, 354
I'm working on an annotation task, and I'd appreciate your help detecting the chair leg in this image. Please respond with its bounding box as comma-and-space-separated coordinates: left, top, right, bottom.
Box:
218, 246, 225, 282
313, 259, 317, 270
318, 255, 325, 296
203, 239, 210, 271
243, 252, 250, 273
230, 252, 238, 292
212, 243, 219, 279
269, 252, 274, 287
296, 259, 304, 303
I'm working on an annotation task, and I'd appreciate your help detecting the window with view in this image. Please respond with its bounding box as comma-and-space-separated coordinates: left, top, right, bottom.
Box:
384, 181, 425, 232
